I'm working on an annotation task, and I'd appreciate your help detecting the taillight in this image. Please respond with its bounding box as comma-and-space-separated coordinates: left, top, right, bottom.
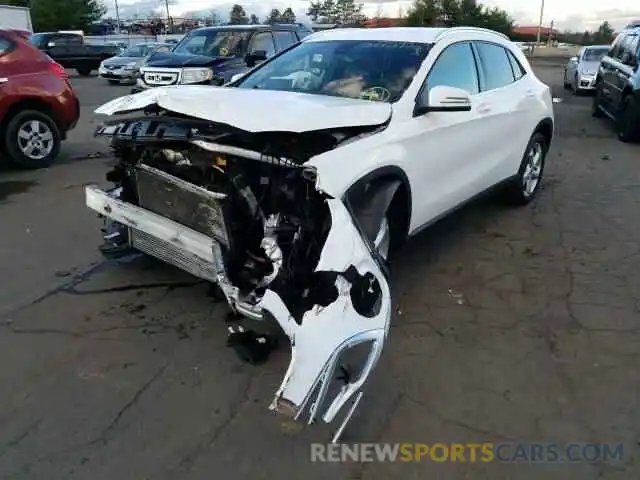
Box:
48, 62, 68, 80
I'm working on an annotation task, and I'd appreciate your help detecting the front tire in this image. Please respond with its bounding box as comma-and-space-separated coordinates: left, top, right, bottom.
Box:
77, 67, 92, 76
4, 110, 61, 169
107, 79, 119, 85
563, 70, 571, 89
501, 132, 548, 205
616, 95, 640, 143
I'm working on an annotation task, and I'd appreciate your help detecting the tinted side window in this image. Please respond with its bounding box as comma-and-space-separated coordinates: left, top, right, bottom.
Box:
426, 42, 479, 95
621, 34, 639, 65
273, 31, 296, 51
0, 37, 14, 56
474, 42, 515, 91
251, 32, 276, 57
507, 50, 525, 80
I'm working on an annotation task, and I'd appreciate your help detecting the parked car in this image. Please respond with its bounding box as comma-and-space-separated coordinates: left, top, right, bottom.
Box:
563, 45, 609, 94
593, 24, 640, 142
28, 32, 119, 76
132, 23, 313, 92
86, 26, 554, 439
0, 29, 80, 168
99, 42, 173, 85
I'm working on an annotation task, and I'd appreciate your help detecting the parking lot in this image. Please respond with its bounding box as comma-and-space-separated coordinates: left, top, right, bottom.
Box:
0, 59, 639, 479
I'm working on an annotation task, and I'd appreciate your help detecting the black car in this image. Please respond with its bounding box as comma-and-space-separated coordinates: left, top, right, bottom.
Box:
592, 24, 640, 142
132, 24, 312, 92
29, 32, 120, 76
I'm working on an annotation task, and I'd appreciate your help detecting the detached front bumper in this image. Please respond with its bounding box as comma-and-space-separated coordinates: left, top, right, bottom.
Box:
85, 179, 392, 441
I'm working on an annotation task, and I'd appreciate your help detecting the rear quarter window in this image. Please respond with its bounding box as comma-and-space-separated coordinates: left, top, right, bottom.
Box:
474, 42, 516, 91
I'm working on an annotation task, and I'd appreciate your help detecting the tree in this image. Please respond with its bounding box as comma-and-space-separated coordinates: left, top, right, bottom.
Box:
405, 0, 513, 36
581, 31, 592, 45
229, 4, 249, 24
281, 7, 297, 23
250, 13, 260, 24
26, 0, 106, 32
593, 21, 615, 44
266, 8, 281, 23
306, 0, 365, 25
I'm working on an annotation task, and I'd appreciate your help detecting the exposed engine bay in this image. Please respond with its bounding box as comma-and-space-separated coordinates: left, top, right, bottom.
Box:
87, 111, 392, 441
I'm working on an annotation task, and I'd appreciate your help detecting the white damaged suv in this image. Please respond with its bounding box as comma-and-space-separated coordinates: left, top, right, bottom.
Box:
87, 27, 554, 440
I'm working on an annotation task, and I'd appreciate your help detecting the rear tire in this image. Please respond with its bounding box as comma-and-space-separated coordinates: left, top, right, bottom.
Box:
4, 110, 61, 169
76, 68, 92, 76
616, 95, 640, 143
501, 132, 548, 206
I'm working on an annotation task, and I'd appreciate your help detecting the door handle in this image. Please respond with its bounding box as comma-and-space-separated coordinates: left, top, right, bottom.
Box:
0, 78, 8, 84
477, 102, 491, 114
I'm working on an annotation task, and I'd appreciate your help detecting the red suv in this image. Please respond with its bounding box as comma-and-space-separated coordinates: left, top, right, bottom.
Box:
0, 29, 79, 168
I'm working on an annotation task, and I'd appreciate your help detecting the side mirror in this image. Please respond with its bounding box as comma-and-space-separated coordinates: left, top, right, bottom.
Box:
230, 72, 244, 83
414, 85, 472, 116
245, 50, 267, 68
569, 56, 578, 63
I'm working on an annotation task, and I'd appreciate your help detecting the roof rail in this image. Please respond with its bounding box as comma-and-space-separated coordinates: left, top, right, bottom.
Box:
435, 26, 509, 41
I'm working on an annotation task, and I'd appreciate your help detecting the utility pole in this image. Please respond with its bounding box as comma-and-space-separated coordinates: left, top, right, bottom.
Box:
547, 19, 554, 47
535, 0, 545, 51
164, 0, 171, 33
114, 0, 121, 34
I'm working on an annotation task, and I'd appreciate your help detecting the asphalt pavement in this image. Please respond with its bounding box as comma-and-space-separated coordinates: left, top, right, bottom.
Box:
0, 61, 639, 479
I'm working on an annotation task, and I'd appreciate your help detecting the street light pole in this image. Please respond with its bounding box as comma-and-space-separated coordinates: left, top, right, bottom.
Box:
114, 0, 121, 34
164, 0, 171, 33
535, 0, 545, 50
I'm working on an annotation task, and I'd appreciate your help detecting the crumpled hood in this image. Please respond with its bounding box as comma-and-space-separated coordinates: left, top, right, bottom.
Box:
94, 85, 392, 133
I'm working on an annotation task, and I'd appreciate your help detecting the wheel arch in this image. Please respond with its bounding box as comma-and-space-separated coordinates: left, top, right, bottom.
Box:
0, 98, 65, 145
533, 117, 554, 146
342, 166, 412, 250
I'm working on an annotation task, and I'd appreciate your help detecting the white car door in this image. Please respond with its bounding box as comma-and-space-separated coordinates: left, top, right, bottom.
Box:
391, 41, 496, 228
472, 41, 534, 186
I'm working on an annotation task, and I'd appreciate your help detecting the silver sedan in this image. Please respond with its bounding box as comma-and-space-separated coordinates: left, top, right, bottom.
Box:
563, 45, 609, 94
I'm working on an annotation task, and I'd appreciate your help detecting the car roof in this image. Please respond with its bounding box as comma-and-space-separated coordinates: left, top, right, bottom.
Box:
190, 24, 308, 33
304, 26, 508, 44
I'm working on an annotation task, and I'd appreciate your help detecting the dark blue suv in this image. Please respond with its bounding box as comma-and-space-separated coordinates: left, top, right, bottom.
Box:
132, 24, 313, 93
593, 23, 640, 142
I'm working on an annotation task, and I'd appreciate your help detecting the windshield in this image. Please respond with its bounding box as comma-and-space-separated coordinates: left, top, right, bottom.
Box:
29, 33, 46, 48
235, 40, 431, 103
583, 48, 608, 61
172, 29, 251, 57
120, 44, 161, 57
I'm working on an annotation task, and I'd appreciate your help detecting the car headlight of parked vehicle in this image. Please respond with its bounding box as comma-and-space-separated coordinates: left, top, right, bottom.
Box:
181, 67, 213, 84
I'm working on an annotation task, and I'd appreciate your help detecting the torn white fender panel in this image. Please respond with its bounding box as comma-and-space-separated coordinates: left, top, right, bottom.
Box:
261, 198, 391, 427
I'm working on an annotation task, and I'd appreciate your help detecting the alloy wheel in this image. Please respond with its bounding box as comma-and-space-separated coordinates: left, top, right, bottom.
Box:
17, 120, 54, 161
521, 141, 543, 197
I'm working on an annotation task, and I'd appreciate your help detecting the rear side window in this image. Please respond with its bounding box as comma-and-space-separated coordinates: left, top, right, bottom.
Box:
426, 42, 479, 95
507, 50, 525, 80
474, 42, 515, 91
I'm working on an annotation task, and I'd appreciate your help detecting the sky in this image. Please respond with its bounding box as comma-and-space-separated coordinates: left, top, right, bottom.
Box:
106, 0, 640, 32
